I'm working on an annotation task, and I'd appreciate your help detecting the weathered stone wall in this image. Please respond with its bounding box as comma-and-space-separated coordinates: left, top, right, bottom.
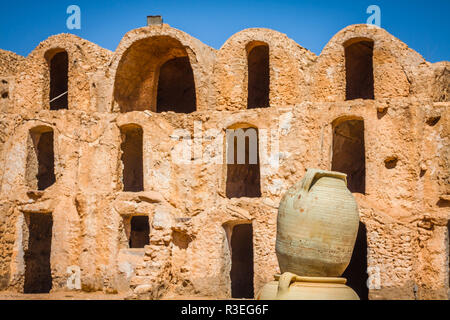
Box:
13, 34, 112, 114
0, 23, 448, 299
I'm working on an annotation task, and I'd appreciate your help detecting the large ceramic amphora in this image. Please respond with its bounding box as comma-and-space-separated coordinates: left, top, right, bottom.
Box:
276, 169, 360, 277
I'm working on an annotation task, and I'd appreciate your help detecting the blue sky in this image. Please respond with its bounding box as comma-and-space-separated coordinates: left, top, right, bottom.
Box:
0, 0, 448, 62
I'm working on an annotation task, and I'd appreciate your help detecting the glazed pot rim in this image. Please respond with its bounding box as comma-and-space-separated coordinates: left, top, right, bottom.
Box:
274, 274, 347, 284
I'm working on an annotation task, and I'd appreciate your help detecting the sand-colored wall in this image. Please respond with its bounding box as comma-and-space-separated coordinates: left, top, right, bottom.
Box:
0, 23, 448, 299
12, 34, 112, 115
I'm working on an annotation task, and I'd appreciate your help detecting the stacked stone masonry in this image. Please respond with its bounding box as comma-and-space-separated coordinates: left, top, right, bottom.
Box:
0, 23, 449, 300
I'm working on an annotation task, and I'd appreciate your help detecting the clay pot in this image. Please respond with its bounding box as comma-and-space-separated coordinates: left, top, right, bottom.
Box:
256, 272, 359, 300
276, 169, 359, 277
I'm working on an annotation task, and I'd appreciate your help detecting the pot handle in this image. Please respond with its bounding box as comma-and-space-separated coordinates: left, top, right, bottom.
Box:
276, 272, 296, 299
301, 169, 348, 192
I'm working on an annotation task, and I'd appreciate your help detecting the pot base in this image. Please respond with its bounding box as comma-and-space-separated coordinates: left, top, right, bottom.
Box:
256, 272, 360, 300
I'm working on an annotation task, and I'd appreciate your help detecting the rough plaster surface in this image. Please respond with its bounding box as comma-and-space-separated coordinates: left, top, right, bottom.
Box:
0, 23, 448, 300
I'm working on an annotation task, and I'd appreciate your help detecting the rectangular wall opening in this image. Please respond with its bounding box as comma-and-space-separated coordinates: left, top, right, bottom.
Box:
230, 223, 254, 299
332, 119, 366, 194
49, 51, 69, 110
24, 213, 53, 294
226, 127, 261, 198
120, 124, 144, 192
345, 40, 374, 100
129, 216, 150, 248
247, 44, 270, 109
26, 127, 56, 191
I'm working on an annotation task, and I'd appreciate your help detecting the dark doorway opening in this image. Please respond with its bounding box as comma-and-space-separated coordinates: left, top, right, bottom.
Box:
157, 57, 196, 113
129, 216, 150, 248
332, 119, 366, 194
49, 51, 69, 110
36, 131, 55, 191
342, 222, 368, 300
120, 125, 144, 192
345, 40, 374, 100
24, 213, 53, 294
226, 127, 261, 198
28, 127, 56, 191
247, 44, 270, 109
230, 224, 254, 299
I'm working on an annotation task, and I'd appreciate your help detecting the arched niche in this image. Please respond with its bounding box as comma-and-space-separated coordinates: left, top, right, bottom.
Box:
119, 124, 144, 192
45, 49, 69, 110
331, 117, 366, 194
312, 24, 421, 101
26, 125, 56, 191
246, 41, 270, 109
344, 38, 374, 100
225, 123, 261, 198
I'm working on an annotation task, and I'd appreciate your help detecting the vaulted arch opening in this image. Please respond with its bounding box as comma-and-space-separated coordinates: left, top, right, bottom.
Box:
247, 42, 270, 109
114, 36, 197, 113
344, 39, 374, 100
226, 124, 261, 198
332, 118, 366, 194
26, 126, 56, 191
47, 50, 68, 110
120, 124, 143, 192
342, 221, 369, 300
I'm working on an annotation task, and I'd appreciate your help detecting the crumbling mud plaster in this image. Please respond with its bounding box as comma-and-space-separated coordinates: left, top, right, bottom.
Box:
0, 23, 448, 300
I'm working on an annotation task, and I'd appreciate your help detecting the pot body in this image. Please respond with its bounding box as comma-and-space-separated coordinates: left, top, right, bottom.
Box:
276, 169, 359, 277
256, 273, 359, 300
